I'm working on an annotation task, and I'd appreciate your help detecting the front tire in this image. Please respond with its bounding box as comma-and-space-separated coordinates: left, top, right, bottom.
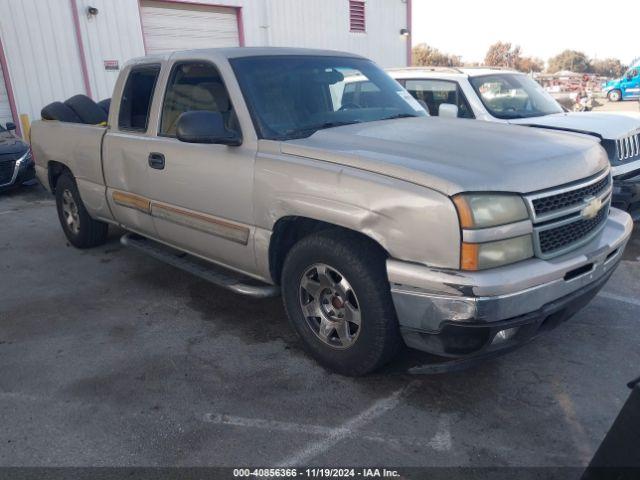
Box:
55, 172, 108, 248
281, 230, 402, 376
608, 90, 622, 102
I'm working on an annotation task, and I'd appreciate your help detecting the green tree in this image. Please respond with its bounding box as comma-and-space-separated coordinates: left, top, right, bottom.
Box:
591, 58, 627, 77
484, 41, 521, 68
412, 43, 462, 67
547, 50, 590, 73
515, 56, 544, 73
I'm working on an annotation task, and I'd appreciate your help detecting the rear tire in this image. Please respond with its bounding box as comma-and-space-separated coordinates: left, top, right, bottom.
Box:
281, 229, 402, 376
608, 90, 622, 102
55, 172, 108, 248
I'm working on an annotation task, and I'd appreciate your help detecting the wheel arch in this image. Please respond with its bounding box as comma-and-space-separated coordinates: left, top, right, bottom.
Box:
268, 215, 389, 285
47, 160, 73, 193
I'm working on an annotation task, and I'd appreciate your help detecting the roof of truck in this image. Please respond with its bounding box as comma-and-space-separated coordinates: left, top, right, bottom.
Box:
128, 47, 365, 66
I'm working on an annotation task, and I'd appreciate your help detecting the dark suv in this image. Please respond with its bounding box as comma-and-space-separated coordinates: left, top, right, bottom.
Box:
0, 122, 34, 193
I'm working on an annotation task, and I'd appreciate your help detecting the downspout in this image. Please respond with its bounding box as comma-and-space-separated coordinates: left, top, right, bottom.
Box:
0, 35, 21, 136
70, 0, 93, 98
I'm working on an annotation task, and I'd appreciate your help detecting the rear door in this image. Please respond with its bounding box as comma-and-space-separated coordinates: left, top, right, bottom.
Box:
103, 63, 162, 236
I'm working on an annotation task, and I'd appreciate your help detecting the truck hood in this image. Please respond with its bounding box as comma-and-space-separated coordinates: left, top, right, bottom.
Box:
281, 117, 608, 196
509, 112, 640, 140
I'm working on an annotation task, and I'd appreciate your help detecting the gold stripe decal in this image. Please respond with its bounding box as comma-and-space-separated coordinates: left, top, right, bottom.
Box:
112, 191, 249, 245
151, 203, 250, 245
112, 191, 151, 213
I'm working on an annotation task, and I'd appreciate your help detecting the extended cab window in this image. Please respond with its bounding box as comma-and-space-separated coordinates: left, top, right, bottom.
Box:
118, 64, 161, 132
160, 62, 235, 137
404, 79, 474, 118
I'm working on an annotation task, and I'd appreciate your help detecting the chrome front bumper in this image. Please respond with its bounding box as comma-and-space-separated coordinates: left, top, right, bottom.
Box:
388, 208, 633, 357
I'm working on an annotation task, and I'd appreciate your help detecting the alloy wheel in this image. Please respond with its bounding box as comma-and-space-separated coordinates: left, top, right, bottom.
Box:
298, 263, 362, 349
61, 189, 80, 235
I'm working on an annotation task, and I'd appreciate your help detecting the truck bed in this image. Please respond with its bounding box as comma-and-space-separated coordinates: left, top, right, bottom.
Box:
31, 120, 112, 221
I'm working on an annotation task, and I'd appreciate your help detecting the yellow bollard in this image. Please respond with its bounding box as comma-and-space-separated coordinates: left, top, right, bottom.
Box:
20, 113, 30, 143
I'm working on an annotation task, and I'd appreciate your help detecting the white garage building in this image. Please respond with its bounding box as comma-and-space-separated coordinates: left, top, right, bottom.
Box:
0, 0, 412, 136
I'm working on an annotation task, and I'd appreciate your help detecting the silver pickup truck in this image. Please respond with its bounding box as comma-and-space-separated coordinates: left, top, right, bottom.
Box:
31, 48, 633, 376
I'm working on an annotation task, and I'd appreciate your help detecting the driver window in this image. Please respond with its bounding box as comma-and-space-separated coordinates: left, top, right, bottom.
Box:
160, 62, 235, 137
404, 79, 474, 118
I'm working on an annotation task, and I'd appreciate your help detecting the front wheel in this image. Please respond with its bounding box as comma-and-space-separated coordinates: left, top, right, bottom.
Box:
55, 172, 109, 248
281, 230, 402, 376
608, 90, 622, 102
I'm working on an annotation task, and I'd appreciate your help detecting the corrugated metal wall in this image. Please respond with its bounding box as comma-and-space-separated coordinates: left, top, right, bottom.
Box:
0, 0, 87, 125
0, 0, 408, 125
74, 0, 145, 102
0, 61, 12, 126
266, 0, 408, 68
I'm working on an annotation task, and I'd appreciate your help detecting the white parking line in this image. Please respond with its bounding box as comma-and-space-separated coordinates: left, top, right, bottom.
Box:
598, 292, 640, 308
203, 410, 451, 453
277, 381, 424, 466
204, 380, 446, 465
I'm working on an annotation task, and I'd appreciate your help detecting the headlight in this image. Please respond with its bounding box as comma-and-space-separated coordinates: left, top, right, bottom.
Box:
453, 193, 529, 229
16, 149, 32, 166
461, 235, 534, 270
453, 193, 533, 271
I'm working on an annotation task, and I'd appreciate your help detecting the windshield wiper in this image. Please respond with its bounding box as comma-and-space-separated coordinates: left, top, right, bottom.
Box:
284, 120, 362, 139
379, 113, 420, 121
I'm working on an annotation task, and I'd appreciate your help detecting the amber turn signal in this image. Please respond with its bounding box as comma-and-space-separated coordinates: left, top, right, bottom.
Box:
452, 195, 474, 229
460, 242, 479, 271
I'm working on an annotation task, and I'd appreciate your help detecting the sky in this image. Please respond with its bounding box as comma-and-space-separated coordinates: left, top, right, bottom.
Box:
411, 0, 639, 66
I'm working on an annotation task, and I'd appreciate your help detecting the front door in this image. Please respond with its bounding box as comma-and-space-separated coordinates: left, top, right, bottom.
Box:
143, 60, 257, 274
622, 68, 640, 99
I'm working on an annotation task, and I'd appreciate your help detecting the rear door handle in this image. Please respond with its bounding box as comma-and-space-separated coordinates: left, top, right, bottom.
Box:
148, 152, 165, 170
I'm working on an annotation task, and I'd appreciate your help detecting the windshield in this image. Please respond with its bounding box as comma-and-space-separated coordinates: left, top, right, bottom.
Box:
230, 55, 427, 140
469, 73, 563, 119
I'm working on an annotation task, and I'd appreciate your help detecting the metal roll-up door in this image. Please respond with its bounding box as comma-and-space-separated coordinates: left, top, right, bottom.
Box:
140, 1, 240, 55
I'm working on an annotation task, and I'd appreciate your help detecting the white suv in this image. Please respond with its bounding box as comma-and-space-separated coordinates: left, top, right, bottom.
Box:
384, 67, 640, 216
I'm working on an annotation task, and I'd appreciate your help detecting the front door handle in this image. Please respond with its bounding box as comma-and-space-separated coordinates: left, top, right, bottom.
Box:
148, 152, 165, 170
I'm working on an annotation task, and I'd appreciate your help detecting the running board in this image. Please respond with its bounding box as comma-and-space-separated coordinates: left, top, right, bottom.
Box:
120, 233, 280, 298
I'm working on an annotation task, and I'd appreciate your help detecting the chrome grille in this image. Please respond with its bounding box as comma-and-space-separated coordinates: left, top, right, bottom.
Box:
0, 161, 16, 186
531, 175, 609, 217
525, 170, 612, 259
538, 206, 608, 255
616, 132, 640, 162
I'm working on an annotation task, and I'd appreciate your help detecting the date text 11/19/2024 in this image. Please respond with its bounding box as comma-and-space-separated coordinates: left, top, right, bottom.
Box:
232, 468, 400, 477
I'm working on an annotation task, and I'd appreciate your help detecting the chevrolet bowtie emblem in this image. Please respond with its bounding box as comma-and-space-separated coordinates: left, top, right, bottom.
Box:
581, 196, 602, 220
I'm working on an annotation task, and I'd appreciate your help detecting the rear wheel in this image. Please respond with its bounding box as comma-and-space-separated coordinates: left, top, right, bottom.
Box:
281, 230, 402, 376
55, 172, 108, 248
608, 90, 622, 102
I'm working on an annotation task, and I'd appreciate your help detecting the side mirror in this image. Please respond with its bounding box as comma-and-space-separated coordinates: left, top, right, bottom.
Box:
176, 111, 242, 146
439, 103, 459, 119
6, 122, 16, 132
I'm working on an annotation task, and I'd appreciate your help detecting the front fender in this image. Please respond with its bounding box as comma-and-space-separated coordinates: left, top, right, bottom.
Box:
254, 150, 461, 273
